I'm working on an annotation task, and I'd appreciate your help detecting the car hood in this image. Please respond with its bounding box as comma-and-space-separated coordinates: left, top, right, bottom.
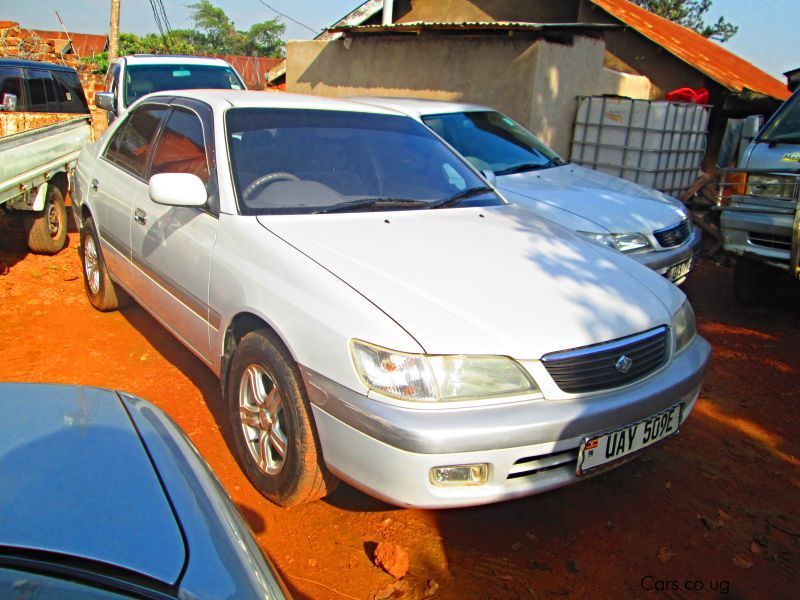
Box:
498, 164, 688, 235
258, 205, 683, 358
0, 383, 185, 585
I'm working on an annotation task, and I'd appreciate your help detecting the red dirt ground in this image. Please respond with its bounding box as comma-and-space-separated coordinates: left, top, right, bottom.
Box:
1, 222, 798, 599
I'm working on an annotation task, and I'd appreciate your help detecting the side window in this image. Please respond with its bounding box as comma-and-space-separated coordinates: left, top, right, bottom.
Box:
53, 71, 89, 114
0, 66, 24, 109
106, 105, 168, 178
26, 69, 59, 112
150, 108, 209, 183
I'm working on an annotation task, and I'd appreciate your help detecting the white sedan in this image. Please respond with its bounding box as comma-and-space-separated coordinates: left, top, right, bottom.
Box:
72, 90, 711, 508
354, 97, 702, 284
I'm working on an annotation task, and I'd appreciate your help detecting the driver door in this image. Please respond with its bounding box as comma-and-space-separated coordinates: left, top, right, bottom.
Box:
129, 102, 219, 363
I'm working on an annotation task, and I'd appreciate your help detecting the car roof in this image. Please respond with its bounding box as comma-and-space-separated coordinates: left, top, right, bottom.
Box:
120, 54, 236, 67
0, 383, 186, 585
350, 96, 492, 117
141, 89, 409, 116
0, 57, 78, 73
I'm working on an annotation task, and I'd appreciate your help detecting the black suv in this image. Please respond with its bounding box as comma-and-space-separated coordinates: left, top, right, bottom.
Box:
0, 58, 89, 113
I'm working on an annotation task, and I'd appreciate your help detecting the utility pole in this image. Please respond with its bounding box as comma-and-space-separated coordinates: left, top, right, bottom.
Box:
108, 0, 120, 63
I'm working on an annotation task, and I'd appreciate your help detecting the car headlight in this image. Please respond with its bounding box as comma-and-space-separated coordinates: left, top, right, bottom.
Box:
672, 300, 696, 353
577, 231, 652, 254
745, 174, 797, 199
351, 340, 539, 402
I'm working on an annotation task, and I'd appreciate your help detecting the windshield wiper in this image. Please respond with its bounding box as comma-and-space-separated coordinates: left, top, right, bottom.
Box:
761, 132, 800, 145
495, 158, 562, 176
313, 198, 428, 214
426, 186, 493, 209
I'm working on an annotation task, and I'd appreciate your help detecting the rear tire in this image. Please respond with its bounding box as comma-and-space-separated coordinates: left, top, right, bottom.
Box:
80, 216, 128, 311
26, 185, 68, 254
734, 256, 779, 306
226, 329, 336, 507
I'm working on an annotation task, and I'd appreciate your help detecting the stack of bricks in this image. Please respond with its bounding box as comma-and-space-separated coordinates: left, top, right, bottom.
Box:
1, 21, 108, 138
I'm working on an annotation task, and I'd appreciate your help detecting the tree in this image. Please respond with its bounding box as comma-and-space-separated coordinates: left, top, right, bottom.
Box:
81, 1, 285, 73
188, 0, 285, 56
631, 0, 738, 42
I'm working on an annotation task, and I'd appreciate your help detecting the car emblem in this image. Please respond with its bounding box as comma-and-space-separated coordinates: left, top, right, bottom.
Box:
615, 355, 634, 374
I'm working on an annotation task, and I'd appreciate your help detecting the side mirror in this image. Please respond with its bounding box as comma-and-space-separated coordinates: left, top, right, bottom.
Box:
95, 92, 116, 112
149, 173, 207, 207
481, 169, 497, 186
1, 93, 18, 111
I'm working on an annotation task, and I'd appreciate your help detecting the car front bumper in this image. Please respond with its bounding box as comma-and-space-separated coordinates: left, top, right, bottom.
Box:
632, 225, 703, 282
721, 209, 793, 270
303, 334, 711, 508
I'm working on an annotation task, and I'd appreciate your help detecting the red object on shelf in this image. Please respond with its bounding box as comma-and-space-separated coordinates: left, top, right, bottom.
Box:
665, 87, 710, 104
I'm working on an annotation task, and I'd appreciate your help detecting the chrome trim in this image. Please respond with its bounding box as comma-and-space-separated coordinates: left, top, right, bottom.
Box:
541, 326, 668, 363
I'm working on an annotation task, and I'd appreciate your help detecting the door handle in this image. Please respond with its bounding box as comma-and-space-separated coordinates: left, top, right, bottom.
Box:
90, 179, 99, 192
134, 208, 147, 225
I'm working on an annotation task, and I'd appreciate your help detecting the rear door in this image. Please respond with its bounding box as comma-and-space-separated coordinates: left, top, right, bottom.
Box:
129, 100, 219, 362
88, 103, 169, 289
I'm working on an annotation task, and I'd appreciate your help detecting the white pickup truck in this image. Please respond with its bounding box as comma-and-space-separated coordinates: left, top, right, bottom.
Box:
0, 59, 92, 254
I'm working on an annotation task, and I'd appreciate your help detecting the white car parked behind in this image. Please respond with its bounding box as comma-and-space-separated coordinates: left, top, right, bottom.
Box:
72, 90, 711, 508
354, 98, 702, 284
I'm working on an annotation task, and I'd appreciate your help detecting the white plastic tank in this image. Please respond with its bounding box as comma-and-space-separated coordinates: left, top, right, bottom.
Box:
570, 96, 710, 194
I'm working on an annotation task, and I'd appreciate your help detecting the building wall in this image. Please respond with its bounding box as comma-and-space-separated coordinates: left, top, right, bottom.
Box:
287, 35, 650, 156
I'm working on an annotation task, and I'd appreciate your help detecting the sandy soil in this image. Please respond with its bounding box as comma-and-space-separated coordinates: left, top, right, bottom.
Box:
1, 220, 798, 600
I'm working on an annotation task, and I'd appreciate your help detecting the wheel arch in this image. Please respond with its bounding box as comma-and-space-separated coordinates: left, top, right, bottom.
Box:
219, 311, 297, 400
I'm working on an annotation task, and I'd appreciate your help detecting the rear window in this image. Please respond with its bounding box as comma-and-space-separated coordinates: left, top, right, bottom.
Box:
123, 64, 243, 107
53, 70, 90, 114
0, 66, 24, 107
26, 68, 60, 112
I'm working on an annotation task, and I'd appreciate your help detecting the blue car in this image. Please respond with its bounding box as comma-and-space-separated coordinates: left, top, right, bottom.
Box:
0, 383, 288, 599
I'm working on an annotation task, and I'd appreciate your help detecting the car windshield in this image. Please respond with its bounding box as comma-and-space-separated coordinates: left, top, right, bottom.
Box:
226, 108, 502, 215
124, 64, 243, 106
758, 90, 800, 144
421, 111, 565, 175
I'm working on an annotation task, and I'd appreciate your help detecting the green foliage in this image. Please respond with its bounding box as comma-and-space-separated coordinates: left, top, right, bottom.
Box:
81, 0, 285, 72
632, 0, 737, 42
188, 0, 285, 56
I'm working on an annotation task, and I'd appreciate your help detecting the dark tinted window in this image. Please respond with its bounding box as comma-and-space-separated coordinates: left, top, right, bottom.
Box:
0, 66, 24, 108
422, 111, 563, 175
759, 90, 800, 144
227, 108, 501, 215
124, 64, 243, 107
26, 69, 59, 111
151, 108, 209, 183
53, 70, 89, 113
0, 567, 131, 599
106, 105, 168, 177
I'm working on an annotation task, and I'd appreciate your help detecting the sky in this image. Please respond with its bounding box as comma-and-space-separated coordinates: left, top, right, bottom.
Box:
4, 0, 798, 80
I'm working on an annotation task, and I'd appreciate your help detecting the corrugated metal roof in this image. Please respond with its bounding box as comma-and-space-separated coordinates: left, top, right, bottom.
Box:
589, 0, 789, 100
317, 0, 384, 41
328, 21, 618, 36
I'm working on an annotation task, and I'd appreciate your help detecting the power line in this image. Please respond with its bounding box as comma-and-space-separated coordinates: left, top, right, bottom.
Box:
255, 0, 318, 35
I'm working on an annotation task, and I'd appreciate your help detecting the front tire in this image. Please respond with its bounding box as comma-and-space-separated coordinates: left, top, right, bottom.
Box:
80, 216, 128, 311
26, 185, 68, 254
226, 329, 335, 507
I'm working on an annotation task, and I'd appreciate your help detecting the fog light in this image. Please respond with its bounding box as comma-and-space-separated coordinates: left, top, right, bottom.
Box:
429, 464, 488, 487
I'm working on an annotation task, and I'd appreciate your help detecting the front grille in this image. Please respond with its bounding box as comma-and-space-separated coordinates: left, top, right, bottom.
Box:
654, 219, 691, 248
507, 450, 578, 480
542, 327, 669, 394
748, 232, 792, 251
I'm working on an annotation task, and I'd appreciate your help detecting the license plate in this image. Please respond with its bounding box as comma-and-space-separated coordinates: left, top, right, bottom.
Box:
577, 404, 682, 474
666, 257, 693, 282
